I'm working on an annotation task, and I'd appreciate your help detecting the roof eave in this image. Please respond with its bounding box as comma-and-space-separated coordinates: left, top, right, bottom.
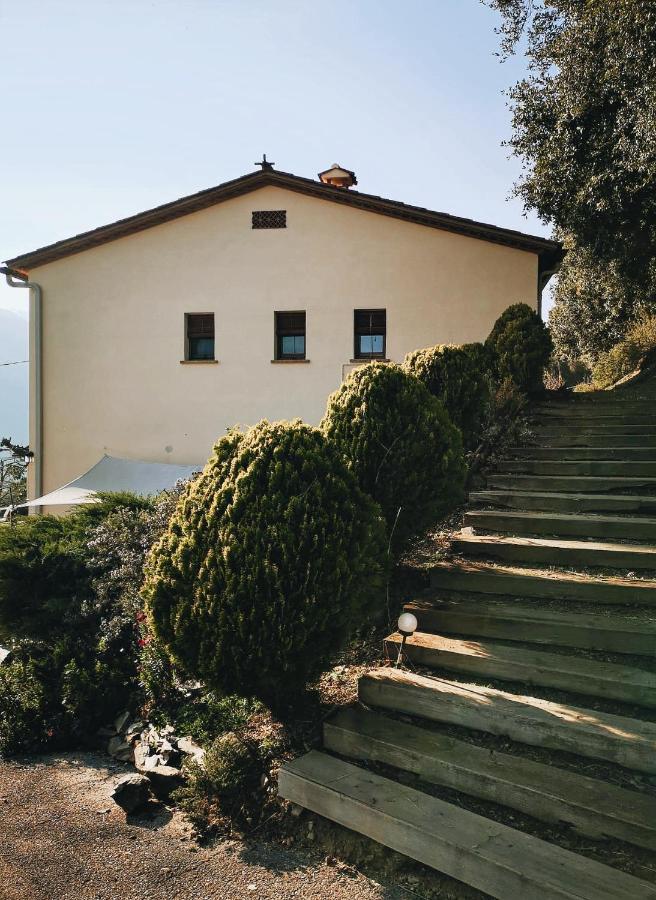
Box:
4, 169, 562, 270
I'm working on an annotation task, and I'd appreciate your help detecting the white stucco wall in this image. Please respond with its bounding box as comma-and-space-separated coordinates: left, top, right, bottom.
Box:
28, 184, 539, 496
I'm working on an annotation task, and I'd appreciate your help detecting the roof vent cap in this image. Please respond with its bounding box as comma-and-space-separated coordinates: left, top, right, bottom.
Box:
318, 164, 357, 189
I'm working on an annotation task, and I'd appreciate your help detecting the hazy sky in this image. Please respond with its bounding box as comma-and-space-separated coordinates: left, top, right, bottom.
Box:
0, 0, 548, 304
1, 0, 550, 439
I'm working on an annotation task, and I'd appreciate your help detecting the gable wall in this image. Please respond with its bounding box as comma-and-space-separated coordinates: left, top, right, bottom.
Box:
29, 185, 539, 495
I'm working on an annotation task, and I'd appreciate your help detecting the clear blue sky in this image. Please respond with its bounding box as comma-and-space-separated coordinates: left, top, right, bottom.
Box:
0, 0, 549, 440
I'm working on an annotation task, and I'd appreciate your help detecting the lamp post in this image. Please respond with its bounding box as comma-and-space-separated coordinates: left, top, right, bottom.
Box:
395, 612, 418, 668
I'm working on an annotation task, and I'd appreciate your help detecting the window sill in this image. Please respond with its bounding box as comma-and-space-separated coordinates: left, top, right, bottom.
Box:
271, 359, 311, 364
350, 358, 391, 364
180, 359, 219, 365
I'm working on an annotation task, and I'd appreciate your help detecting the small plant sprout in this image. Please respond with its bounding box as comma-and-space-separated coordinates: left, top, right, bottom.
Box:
395, 612, 418, 668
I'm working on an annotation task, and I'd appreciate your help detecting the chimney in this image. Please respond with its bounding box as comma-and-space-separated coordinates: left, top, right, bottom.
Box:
318, 164, 357, 189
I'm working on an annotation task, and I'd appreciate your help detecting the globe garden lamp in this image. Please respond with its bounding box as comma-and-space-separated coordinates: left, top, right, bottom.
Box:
395, 612, 418, 668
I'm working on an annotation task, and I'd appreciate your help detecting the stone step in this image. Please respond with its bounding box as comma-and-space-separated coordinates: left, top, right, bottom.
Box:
405, 597, 656, 656
531, 431, 656, 448
510, 446, 656, 461
428, 561, 656, 607
279, 750, 656, 900
324, 707, 656, 850
499, 459, 656, 477
469, 489, 656, 515
464, 508, 656, 542
453, 532, 656, 570
487, 472, 656, 493
358, 668, 656, 773
384, 632, 656, 706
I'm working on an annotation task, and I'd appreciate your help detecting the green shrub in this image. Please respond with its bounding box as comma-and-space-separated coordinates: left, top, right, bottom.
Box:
143, 421, 387, 711
466, 377, 529, 487
591, 314, 656, 388
0, 490, 185, 754
0, 493, 153, 645
0, 645, 50, 755
321, 362, 466, 552
486, 303, 553, 395
403, 343, 493, 450
174, 711, 288, 833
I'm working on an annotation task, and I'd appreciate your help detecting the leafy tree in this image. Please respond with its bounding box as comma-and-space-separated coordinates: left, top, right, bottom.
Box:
487, 0, 656, 360
0, 438, 31, 510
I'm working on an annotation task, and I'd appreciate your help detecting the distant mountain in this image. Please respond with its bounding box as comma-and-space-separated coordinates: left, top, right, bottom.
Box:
0, 310, 28, 445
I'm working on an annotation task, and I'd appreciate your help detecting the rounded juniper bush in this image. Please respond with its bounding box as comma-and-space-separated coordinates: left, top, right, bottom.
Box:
403, 343, 493, 450
321, 362, 466, 554
486, 302, 553, 395
142, 421, 387, 710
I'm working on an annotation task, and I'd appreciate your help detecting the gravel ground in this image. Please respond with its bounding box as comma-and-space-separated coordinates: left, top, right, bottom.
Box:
0, 753, 411, 900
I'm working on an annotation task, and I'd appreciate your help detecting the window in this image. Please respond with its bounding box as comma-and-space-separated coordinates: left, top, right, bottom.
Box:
275, 311, 306, 359
252, 210, 287, 229
186, 313, 215, 360
354, 309, 386, 359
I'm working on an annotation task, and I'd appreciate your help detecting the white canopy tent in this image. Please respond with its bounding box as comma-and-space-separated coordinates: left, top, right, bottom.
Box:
18, 455, 203, 509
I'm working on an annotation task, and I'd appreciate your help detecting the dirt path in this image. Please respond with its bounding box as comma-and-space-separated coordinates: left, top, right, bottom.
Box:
0, 753, 410, 900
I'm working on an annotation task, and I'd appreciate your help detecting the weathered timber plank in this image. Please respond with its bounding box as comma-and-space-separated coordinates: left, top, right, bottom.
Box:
509, 446, 656, 461
535, 403, 655, 416
405, 599, 656, 655
463, 508, 656, 542
324, 707, 656, 850
529, 432, 656, 447
428, 561, 656, 606
498, 460, 656, 476
452, 533, 656, 570
358, 668, 656, 774
486, 473, 656, 493
531, 415, 656, 427
468, 490, 656, 515
384, 631, 656, 705
279, 751, 656, 900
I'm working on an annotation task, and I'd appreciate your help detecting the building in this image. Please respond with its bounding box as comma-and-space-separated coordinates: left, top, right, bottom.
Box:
2, 161, 562, 504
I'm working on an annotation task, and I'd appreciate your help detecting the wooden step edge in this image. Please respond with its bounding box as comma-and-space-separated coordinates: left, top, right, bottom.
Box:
324, 706, 656, 851
428, 560, 656, 605
468, 490, 656, 512
497, 463, 656, 475
384, 632, 656, 707
463, 509, 656, 542
465, 509, 656, 527
358, 668, 656, 775
279, 751, 656, 900
411, 597, 656, 655
452, 533, 656, 571
487, 474, 656, 486
405, 597, 656, 635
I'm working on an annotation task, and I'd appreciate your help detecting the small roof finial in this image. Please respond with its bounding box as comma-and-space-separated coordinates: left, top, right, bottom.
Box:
255, 153, 275, 171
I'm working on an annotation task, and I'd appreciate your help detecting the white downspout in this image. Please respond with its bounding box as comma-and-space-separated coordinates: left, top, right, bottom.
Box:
1, 267, 43, 501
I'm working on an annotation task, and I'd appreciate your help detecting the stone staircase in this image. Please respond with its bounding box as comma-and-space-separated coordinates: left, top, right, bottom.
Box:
279, 389, 656, 899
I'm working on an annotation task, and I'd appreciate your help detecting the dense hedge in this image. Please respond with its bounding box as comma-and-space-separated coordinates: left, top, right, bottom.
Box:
321, 362, 466, 553
486, 302, 553, 395
403, 343, 493, 450
591, 314, 656, 388
143, 420, 387, 710
0, 495, 157, 754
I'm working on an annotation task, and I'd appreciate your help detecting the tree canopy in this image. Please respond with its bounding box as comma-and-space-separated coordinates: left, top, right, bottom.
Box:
487, 0, 656, 361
